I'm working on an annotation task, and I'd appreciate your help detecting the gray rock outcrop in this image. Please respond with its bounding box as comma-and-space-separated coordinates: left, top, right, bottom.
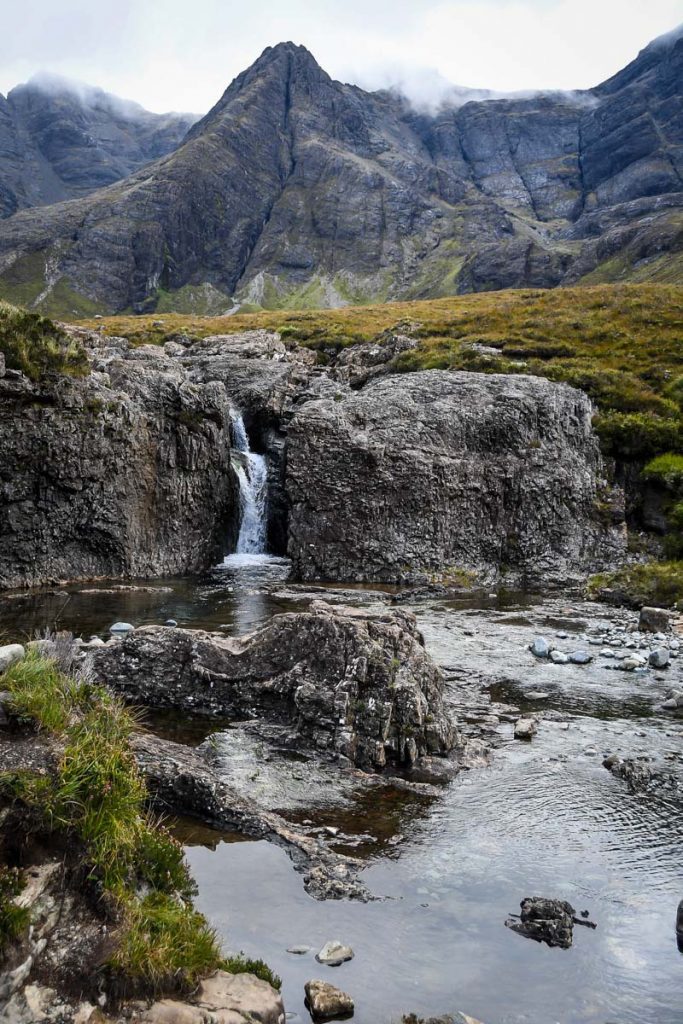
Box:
0, 345, 237, 589
286, 370, 625, 585
92, 602, 457, 771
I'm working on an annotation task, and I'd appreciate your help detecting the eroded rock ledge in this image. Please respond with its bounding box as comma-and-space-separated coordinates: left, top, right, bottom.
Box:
93, 602, 457, 772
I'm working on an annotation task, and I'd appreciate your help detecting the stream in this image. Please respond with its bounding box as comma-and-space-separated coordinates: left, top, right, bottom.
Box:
1, 556, 681, 1024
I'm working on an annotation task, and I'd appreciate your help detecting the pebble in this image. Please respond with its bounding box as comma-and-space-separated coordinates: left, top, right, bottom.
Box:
549, 650, 569, 664
164, 618, 178, 627
527, 691, 550, 700
569, 651, 592, 665
315, 941, 354, 966
287, 946, 312, 955
109, 622, 134, 633
649, 648, 670, 669
529, 637, 550, 658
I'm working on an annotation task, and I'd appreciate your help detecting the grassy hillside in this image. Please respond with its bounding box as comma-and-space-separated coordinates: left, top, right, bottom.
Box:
80, 284, 683, 460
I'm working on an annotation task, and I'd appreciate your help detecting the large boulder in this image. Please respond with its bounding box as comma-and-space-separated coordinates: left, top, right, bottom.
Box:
93, 602, 457, 771
0, 347, 237, 588
286, 371, 624, 585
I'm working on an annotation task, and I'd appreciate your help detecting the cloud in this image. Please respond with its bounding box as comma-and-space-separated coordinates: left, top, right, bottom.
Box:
0, 0, 680, 113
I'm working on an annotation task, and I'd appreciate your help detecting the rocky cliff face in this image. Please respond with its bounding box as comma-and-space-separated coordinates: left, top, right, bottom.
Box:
0, 337, 236, 588
0, 327, 627, 591
0, 30, 680, 314
285, 370, 625, 586
0, 75, 195, 217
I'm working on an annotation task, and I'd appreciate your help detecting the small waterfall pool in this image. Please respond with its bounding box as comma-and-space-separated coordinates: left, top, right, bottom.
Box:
1, 566, 681, 1022
225, 411, 270, 564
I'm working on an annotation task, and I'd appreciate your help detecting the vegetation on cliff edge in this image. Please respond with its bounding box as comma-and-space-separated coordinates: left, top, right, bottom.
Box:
78, 284, 682, 462
588, 561, 683, 609
0, 302, 88, 381
0, 646, 280, 994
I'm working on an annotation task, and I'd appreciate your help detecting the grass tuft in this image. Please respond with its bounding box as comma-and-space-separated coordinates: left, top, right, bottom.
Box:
0, 302, 88, 381
0, 866, 29, 954
643, 453, 683, 490
109, 893, 224, 994
588, 561, 683, 609
0, 650, 278, 994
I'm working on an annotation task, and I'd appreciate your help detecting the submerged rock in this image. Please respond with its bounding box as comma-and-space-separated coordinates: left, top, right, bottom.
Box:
93, 602, 457, 771
286, 371, 624, 586
505, 897, 576, 948
305, 979, 354, 1019
401, 1015, 485, 1024
132, 732, 375, 902
514, 718, 537, 740
603, 755, 681, 798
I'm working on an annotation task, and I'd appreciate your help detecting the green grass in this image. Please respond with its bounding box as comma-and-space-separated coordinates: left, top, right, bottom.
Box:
643, 453, 683, 490
3, 649, 90, 732
0, 651, 277, 994
0, 866, 29, 954
109, 893, 225, 993
588, 561, 683, 609
0, 302, 88, 381
75, 283, 683, 462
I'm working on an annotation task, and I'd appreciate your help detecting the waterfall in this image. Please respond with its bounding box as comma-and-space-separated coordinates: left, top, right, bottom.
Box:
231, 411, 268, 555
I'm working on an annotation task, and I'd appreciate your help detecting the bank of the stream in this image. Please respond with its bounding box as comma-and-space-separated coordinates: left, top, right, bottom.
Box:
1, 557, 681, 1023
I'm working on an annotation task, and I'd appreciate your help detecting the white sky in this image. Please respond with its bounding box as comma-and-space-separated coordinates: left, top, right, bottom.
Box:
0, 0, 681, 113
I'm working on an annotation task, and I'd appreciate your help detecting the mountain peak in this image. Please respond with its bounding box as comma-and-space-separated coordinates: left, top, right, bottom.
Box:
187, 41, 329, 141
239, 40, 327, 86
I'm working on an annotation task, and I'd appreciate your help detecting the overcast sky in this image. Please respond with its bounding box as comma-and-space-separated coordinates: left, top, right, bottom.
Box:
0, 0, 681, 113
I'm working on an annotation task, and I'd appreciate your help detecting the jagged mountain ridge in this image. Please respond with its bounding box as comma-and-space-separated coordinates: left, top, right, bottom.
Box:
0, 75, 197, 217
0, 29, 681, 315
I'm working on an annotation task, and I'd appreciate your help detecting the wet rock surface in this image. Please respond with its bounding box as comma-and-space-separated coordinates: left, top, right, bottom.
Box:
0, 340, 237, 589
304, 979, 354, 1020
505, 897, 578, 949
132, 732, 375, 902
286, 371, 624, 586
93, 602, 457, 771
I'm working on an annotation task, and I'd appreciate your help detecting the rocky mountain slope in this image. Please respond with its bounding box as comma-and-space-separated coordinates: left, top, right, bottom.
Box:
0, 75, 196, 217
0, 29, 680, 315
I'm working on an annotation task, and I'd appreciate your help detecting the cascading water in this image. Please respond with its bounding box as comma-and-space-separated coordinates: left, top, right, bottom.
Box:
230, 411, 268, 555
